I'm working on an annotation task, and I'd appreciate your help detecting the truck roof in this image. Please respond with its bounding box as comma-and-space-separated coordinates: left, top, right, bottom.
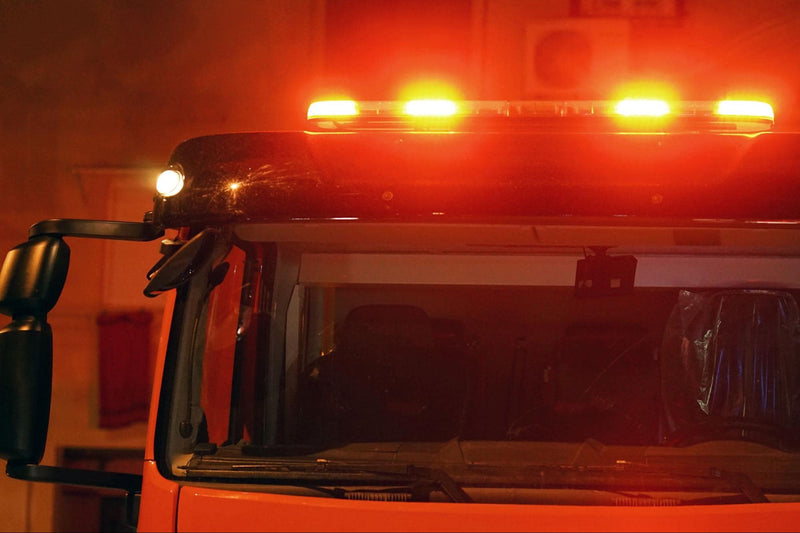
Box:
153, 130, 800, 229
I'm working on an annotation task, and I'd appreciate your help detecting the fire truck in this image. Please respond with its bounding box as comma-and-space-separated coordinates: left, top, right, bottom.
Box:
1, 96, 800, 531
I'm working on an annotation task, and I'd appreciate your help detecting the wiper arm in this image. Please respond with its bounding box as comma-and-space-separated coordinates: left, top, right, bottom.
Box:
706, 467, 768, 503
407, 465, 473, 503
313, 467, 472, 503
319, 463, 472, 503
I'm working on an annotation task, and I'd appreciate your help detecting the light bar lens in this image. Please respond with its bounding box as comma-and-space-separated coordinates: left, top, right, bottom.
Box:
614, 98, 670, 117
307, 100, 358, 120
156, 168, 184, 197
403, 99, 458, 117
715, 100, 774, 121
305, 98, 774, 133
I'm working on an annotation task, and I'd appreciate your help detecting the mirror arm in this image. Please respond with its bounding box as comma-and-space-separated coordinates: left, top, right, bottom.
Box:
29, 219, 164, 242
6, 462, 142, 493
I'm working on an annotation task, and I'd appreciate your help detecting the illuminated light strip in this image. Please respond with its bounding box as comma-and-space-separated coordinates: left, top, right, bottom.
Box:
304, 99, 775, 133
715, 100, 774, 121
403, 99, 458, 117
307, 100, 359, 120
614, 98, 671, 117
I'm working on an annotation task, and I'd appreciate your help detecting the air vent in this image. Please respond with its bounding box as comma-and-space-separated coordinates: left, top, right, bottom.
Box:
614, 496, 683, 506
344, 491, 413, 502
525, 18, 630, 98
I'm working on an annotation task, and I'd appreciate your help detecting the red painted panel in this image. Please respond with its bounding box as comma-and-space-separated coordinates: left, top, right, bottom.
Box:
176, 484, 800, 532
145, 292, 175, 462
138, 460, 179, 533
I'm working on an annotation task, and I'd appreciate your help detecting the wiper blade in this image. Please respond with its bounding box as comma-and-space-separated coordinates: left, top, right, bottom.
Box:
304, 463, 472, 503
314, 466, 472, 503
407, 466, 473, 503
613, 462, 768, 503
182, 456, 472, 503
183, 450, 770, 503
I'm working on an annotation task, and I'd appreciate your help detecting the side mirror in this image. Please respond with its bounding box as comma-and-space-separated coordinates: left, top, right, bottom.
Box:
0, 236, 69, 464
0, 321, 53, 464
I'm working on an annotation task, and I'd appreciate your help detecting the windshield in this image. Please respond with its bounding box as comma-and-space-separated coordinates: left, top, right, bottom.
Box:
159, 221, 800, 505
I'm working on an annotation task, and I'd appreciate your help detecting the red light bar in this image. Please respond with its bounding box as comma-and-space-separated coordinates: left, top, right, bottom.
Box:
305, 98, 774, 133
715, 100, 774, 121
307, 100, 358, 120
403, 99, 458, 117
614, 99, 670, 117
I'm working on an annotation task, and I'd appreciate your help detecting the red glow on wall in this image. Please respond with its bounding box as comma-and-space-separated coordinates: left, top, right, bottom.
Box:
320, 0, 472, 100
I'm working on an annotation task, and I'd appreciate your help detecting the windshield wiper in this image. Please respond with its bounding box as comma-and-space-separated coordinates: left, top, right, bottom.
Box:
183, 446, 773, 504
322, 462, 765, 505
319, 466, 472, 503
182, 457, 472, 503
612, 461, 769, 503
709, 467, 769, 503
407, 466, 473, 503
294, 463, 473, 503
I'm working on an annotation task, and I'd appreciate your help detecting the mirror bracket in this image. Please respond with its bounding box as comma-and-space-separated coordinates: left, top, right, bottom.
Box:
0, 218, 164, 467
6, 462, 142, 493
29, 219, 164, 241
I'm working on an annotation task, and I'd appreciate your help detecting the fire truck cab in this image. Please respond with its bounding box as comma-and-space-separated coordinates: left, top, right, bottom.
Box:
2, 97, 800, 531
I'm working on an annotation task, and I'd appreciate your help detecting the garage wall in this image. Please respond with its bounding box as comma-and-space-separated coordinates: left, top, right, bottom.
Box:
0, 2, 324, 530
0, 1, 798, 530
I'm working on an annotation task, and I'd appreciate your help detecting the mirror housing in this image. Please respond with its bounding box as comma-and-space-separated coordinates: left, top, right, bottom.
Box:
0, 236, 70, 319
0, 235, 69, 464
0, 320, 53, 464
0, 220, 160, 497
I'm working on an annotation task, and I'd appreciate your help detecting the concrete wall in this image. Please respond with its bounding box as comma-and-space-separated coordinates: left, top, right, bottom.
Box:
0, 0, 798, 530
